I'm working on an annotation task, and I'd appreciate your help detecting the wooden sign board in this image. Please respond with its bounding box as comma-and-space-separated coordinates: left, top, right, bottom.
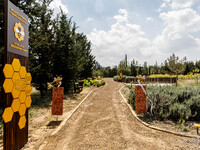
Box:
52, 87, 64, 115
135, 85, 147, 114
3, 0, 29, 149
6, 0, 29, 57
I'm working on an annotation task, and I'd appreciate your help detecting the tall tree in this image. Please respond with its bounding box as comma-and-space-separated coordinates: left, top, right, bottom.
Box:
167, 53, 186, 79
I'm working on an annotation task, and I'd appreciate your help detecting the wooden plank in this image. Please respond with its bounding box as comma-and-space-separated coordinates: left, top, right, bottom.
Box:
3, 52, 29, 150
194, 123, 200, 128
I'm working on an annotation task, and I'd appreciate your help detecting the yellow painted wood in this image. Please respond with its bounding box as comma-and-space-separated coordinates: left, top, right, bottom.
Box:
11, 99, 20, 112
25, 84, 32, 96
25, 96, 32, 108
18, 104, 26, 116
3, 64, 14, 78
3, 79, 14, 93
19, 66, 27, 78
18, 116, 26, 129
12, 58, 21, 71
19, 91, 26, 103
25, 73, 32, 85
2, 107, 14, 123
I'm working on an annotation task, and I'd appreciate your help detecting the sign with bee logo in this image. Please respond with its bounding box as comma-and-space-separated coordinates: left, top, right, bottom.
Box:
6, 0, 29, 57
3, 0, 30, 149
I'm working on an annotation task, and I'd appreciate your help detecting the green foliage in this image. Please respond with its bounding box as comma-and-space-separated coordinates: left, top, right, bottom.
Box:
101, 80, 105, 85
128, 85, 200, 122
113, 76, 120, 81
83, 79, 90, 87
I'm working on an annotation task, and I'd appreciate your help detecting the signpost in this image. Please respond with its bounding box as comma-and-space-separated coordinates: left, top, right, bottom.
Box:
3, 0, 31, 149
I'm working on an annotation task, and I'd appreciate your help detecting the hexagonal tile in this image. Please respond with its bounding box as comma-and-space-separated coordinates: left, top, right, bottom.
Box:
19, 66, 27, 79
3, 64, 14, 78
25, 96, 32, 108
12, 58, 21, 72
19, 92, 26, 103
12, 72, 20, 86
18, 116, 26, 129
3, 79, 14, 93
2, 107, 14, 123
18, 103, 26, 116
11, 88, 20, 99
11, 99, 20, 112
25, 73, 32, 85
25, 84, 32, 96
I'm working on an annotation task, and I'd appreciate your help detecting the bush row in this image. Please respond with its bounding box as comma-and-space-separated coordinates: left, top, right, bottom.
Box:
83, 78, 105, 87
128, 85, 200, 122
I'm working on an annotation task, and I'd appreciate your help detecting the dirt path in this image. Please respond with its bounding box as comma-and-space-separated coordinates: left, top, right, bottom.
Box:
40, 78, 198, 150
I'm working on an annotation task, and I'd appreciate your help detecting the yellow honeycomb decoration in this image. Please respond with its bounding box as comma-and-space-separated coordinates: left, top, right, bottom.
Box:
2, 58, 32, 129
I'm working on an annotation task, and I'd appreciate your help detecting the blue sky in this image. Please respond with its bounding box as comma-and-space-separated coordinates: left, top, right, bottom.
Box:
50, 0, 200, 67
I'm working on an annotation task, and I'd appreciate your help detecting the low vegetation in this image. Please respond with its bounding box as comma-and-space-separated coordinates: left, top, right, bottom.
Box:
128, 85, 200, 130
83, 78, 106, 87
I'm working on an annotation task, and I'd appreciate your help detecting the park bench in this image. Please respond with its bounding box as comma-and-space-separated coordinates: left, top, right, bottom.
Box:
194, 123, 200, 135
74, 80, 84, 93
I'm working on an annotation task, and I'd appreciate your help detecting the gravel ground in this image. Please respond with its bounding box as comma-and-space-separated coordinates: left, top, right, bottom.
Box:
39, 78, 199, 150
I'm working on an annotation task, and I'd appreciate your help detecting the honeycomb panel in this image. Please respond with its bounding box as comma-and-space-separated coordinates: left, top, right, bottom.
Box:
3, 79, 14, 93
18, 104, 26, 116
2, 107, 14, 123
25, 73, 32, 85
19, 66, 27, 79
12, 72, 20, 85
19, 92, 26, 103
25, 96, 32, 108
11, 88, 21, 99
18, 116, 26, 129
11, 99, 20, 112
3, 64, 14, 78
12, 58, 21, 72
25, 84, 32, 96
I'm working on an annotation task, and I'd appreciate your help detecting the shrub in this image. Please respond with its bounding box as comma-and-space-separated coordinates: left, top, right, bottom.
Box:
83, 79, 90, 87
101, 80, 105, 86
128, 85, 200, 122
113, 76, 120, 81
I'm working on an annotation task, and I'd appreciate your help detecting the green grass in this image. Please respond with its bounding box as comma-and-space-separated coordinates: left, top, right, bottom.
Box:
31, 91, 52, 108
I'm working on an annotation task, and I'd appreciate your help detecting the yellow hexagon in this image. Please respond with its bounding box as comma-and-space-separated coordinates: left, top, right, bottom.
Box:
25, 73, 32, 85
12, 72, 20, 85
18, 104, 26, 116
11, 88, 20, 99
3, 79, 14, 93
12, 58, 21, 72
18, 116, 26, 129
25, 84, 32, 96
2, 107, 14, 123
3, 64, 14, 78
19, 66, 27, 79
19, 92, 26, 103
11, 99, 20, 112
25, 96, 32, 108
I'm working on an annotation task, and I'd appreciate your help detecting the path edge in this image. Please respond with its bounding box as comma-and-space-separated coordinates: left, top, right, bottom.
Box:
38, 83, 107, 150
119, 85, 198, 139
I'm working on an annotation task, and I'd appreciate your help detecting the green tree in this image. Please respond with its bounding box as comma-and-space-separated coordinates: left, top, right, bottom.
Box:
167, 53, 186, 79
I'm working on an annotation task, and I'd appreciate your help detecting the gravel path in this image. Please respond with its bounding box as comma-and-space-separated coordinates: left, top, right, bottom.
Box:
41, 78, 198, 150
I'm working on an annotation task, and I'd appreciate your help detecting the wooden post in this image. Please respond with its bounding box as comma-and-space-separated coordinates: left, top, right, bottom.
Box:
3, 1, 29, 149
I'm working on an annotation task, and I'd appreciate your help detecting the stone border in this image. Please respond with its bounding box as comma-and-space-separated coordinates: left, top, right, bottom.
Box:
119, 85, 198, 139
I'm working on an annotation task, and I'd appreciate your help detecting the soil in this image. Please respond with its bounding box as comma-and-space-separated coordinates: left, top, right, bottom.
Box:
30, 78, 199, 150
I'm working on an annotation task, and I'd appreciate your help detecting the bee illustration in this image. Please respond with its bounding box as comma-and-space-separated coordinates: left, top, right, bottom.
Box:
14, 22, 25, 41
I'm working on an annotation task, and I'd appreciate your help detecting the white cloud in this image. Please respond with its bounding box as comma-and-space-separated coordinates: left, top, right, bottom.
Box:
49, 0, 68, 17
88, 6, 200, 67
86, 17, 95, 22
146, 17, 153, 22
164, 0, 199, 9
160, 8, 200, 33
113, 9, 128, 23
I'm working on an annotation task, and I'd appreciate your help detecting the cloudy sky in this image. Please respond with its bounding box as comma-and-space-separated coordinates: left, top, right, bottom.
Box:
50, 0, 200, 67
